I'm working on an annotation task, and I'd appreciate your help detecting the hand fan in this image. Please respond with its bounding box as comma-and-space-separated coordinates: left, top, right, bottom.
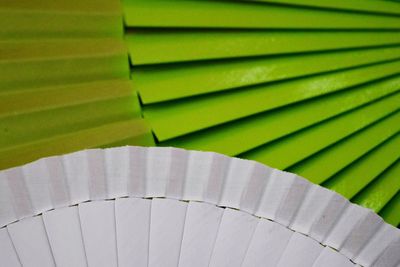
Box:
0, 146, 399, 267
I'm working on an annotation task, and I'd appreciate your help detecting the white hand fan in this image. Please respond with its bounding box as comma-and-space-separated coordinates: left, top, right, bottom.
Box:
0, 146, 399, 267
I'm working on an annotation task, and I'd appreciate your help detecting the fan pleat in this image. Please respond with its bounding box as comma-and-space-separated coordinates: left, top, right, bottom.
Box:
244, 0, 400, 15
379, 191, 400, 227
0, 146, 399, 266
352, 160, 400, 213
123, 0, 400, 29
0, 0, 154, 170
123, 0, 400, 223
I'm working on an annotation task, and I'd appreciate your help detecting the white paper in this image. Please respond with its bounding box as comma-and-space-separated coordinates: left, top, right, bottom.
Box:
276, 232, 323, 267
0, 172, 17, 227
340, 210, 383, 259
372, 237, 400, 267
3, 168, 33, 220
242, 218, 293, 267
86, 150, 107, 200
0, 228, 21, 267
324, 203, 369, 249
290, 185, 334, 234
43, 156, 70, 208
145, 147, 172, 197
79, 200, 117, 267
62, 150, 90, 204
275, 176, 310, 226
178, 201, 223, 267
183, 151, 213, 201
0, 146, 398, 267
312, 247, 354, 267
105, 146, 130, 199
353, 220, 399, 265
7, 216, 55, 267
239, 162, 272, 214
203, 153, 230, 204
309, 193, 349, 243
42, 206, 87, 267
127, 146, 147, 197
148, 198, 187, 267
22, 159, 53, 214
165, 148, 188, 200
115, 197, 151, 267
255, 169, 296, 220
209, 208, 258, 267
218, 158, 255, 209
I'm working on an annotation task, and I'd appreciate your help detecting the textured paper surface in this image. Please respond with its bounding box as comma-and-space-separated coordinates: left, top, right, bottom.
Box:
178, 202, 223, 267
149, 198, 187, 267
0, 146, 398, 267
43, 206, 86, 267
79, 200, 118, 267
242, 218, 293, 267
115, 197, 151, 267
0, 228, 20, 267
7, 216, 55, 267
209, 208, 258, 267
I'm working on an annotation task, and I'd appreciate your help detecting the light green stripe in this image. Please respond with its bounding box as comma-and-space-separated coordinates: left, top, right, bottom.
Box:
289, 111, 400, 185
243, 93, 400, 169
379, 191, 400, 227
323, 132, 400, 199
135, 46, 400, 104
144, 60, 400, 140
123, 0, 400, 29
247, 0, 400, 16
127, 31, 400, 65
352, 160, 400, 213
161, 76, 400, 156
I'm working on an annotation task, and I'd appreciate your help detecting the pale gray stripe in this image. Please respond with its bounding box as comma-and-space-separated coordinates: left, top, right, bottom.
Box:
45, 157, 70, 208
128, 147, 147, 197
204, 153, 230, 205
87, 150, 107, 200
275, 176, 310, 227
372, 238, 400, 267
166, 148, 188, 200
341, 211, 383, 259
5, 168, 33, 219
0, 173, 17, 227
240, 163, 272, 214
311, 194, 349, 243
